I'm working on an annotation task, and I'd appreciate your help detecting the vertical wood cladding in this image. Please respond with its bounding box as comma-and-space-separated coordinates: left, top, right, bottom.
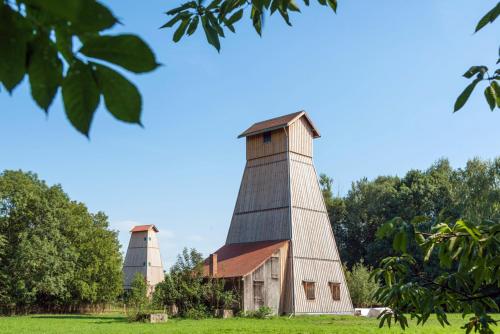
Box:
123, 228, 164, 293
227, 113, 353, 314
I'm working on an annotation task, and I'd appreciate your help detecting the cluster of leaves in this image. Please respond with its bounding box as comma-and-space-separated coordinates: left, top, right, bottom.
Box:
344, 260, 380, 308
153, 247, 238, 318
0, 170, 123, 314
321, 157, 500, 270
240, 306, 274, 319
0, 0, 158, 136
372, 217, 499, 334
454, 3, 499, 112
162, 0, 337, 51
125, 273, 151, 321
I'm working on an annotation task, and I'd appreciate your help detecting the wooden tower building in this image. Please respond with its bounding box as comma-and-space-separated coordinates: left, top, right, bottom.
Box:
123, 224, 164, 294
204, 111, 353, 315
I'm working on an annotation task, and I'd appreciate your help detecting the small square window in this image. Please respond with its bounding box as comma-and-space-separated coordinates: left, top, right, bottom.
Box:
329, 282, 341, 301
263, 131, 271, 143
302, 281, 315, 300
144, 237, 147, 241
143, 262, 146, 266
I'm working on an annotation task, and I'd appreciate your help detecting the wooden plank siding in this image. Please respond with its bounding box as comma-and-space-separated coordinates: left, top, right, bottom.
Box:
288, 116, 313, 157
226, 112, 353, 314
123, 228, 164, 293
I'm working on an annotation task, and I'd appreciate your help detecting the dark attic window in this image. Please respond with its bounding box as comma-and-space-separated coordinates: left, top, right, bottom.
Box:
263, 131, 272, 143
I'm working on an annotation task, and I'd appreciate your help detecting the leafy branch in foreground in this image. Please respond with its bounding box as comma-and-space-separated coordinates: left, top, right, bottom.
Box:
454, 2, 499, 112
373, 217, 499, 334
0, 0, 159, 136
162, 0, 337, 52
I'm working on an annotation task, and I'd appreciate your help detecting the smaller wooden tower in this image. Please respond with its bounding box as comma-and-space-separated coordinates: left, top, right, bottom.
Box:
123, 225, 164, 294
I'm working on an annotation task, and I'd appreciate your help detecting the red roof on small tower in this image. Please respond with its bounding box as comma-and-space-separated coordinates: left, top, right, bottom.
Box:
130, 224, 159, 233
238, 111, 320, 138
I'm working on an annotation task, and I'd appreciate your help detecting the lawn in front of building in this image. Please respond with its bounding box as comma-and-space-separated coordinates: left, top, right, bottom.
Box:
0, 313, 491, 334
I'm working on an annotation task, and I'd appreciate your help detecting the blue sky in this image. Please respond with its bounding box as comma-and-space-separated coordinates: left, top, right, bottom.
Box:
1, 0, 499, 268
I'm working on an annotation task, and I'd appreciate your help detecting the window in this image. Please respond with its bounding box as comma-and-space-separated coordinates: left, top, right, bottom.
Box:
329, 282, 341, 301
143, 262, 146, 266
144, 237, 147, 241
148, 262, 151, 267
263, 131, 271, 143
253, 281, 264, 308
270, 257, 279, 279
302, 281, 315, 300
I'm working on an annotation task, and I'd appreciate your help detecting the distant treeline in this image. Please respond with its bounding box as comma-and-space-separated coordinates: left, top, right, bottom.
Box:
0, 171, 123, 314
321, 157, 500, 270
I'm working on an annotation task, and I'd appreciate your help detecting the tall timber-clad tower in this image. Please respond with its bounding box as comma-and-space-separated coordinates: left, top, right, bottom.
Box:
223, 111, 353, 314
123, 225, 164, 294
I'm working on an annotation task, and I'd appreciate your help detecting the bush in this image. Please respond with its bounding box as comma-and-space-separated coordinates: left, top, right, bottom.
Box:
152, 248, 239, 318
345, 261, 379, 308
184, 305, 209, 319
241, 306, 274, 319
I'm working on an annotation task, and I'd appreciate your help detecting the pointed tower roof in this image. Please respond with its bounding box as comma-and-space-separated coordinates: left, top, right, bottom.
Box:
238, 111, 321, 138
130, 224, 159, 233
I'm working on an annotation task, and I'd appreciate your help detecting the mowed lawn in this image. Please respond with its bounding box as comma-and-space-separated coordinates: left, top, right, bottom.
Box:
1, 313, 495, 334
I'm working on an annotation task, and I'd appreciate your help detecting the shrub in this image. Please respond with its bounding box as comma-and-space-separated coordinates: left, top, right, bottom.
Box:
241, 306, 274, 319
345, 261, 379, 308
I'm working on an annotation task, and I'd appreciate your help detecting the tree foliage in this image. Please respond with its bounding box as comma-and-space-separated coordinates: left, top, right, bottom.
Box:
0, 0, 158, 136
372, 217, 499, 334
0, 170, 123, 314
162, 0, 337, 52
321, 158, 500, 270
454, 3, 499, 112
153, 247, 237, 318
344, 261, 379, 308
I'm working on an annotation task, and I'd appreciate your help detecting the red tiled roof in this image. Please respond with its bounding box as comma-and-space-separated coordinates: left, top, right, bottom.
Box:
237, 111, 320, 138
130, 224, 159, 233
203, 240, 289, 278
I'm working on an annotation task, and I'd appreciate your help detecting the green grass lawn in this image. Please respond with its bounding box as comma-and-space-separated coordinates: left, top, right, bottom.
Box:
0, 313, 497, 334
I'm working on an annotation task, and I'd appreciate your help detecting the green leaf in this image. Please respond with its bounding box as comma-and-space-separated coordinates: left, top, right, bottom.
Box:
288, 0, 301, 12
161, 13, 185, 28
227, 9, 244, 25
484, 85, 496, 111
27, 34, 63, 112
165, 1, 197, 15
173, 19, 191, 42
80, 35, 159, 73
454, 79, 481, 112
475, 3, 500, 33
201, 16, 221, 51
326, 0, 337, 12
93, 63, 142, 124
492, 81, 500, 107
463, 66, 487, 79
62, 61, 100, 136
0, 6, 32, 92
207, 11, 225, 37
187, 16, 200, 35
55, 28, 74, 63
24, 0, 117, 33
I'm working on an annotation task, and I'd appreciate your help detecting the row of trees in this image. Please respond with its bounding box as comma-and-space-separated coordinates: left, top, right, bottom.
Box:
321, 157, 500, 270
320, 157, 499, 333
0, 170, 123, 314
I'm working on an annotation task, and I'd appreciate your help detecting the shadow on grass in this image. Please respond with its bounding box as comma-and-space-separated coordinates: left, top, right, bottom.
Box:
31, 315, 127, 323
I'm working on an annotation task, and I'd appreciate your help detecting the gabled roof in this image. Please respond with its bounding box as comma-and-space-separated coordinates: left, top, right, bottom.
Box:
238, 111, 320, 138
130, 224, 159, 233
203, 240, 289, 278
